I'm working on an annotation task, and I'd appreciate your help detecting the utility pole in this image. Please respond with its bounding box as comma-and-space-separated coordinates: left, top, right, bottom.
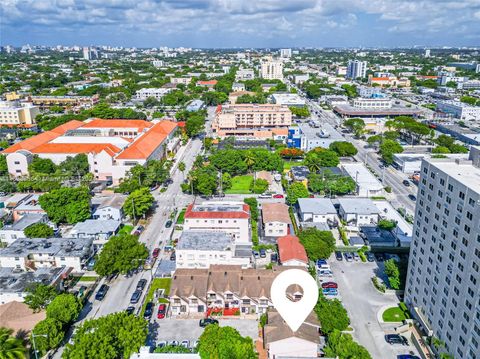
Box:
131, 198, 136, 221
31, 333, 48, 359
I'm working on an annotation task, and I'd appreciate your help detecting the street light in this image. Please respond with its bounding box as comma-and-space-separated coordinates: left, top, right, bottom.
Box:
31, 332, 48, 359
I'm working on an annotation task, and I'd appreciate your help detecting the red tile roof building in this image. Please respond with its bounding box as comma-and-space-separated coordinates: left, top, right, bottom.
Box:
3, 118, 178, 184
277, 235, 308, 267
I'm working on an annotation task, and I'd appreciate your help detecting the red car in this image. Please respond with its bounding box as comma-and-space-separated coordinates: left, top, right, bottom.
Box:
152, 248, 160, 258
157, 304, 167, 319
273, 194, 284, 199
321, 282, 338, 289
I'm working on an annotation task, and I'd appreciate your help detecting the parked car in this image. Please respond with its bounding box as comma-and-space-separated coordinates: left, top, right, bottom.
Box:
157, 341, 167, 349
366, 252, 375, 262
168, 340, 179, 347
133, 225, 144, 236
170, 251, 176, 261
318, 269, 333, 277
259, 249, 266, 258
270, 252, 278, 263
126, 306, 135, 315
385, 334, 408, 345
180, 340, 189, 349
397, 356, 420, 359
258, 193, 271, 199
273, 194, 284, 199
157, 304, 167, 319
335, 251, 343, 261
165, 220, 173, 228
199, 318, 219, 327
152, 248, 160, 258
375, 253, 385, 262
316, 259, 329, 269
252, 251, 260, 259
136, 279, 147, 291
322, 288, 338, 296
402, 180, 410, 187
144, 302, 153, 319
408, 194, 417, 201
352, 252, 360, 261
321, 282, 338, 289
95, 284, 109, 301
130, 290, 142, 304
344, 252, 353, 261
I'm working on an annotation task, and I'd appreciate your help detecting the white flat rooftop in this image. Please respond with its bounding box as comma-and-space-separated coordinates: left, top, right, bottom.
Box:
427, 159, 480, 193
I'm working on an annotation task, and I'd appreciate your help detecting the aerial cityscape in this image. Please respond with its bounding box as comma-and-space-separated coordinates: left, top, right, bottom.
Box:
0, 1, 479, 359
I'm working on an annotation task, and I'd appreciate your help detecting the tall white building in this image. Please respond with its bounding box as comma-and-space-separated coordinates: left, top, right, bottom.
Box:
280, 48, 292, 58
405, 154, 480, 359
82, 47, 91, 60
346, 60, 367, 79
261, 60, 284, 80
425, 49, 431, 58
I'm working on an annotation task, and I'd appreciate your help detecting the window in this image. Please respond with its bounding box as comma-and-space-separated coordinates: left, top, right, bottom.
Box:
459, 191, 465, 200
448, 184, 453, 191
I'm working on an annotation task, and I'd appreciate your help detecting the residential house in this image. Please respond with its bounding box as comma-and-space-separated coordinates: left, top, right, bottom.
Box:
169, 265, 305, 316
277, 235, 308, 267
69, 219, 121, 249
196, 80, 217, 89
92, 194, 126, 221
338, 198, 380, 227
12, 194, 45, 221
183, 201, 251, 244
297, 198, 337, 225
262, 203, 291, 237
0, 237, 93, 272
0, 214, 48, 247
264, 310, 321, 359
289, 166, 310, 184
176, 231, 251, 269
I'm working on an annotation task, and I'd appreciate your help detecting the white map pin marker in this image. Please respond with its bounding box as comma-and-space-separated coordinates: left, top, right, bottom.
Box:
270, 269, 319, 332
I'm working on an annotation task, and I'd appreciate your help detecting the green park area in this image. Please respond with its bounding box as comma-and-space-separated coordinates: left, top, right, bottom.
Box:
224, 175, 253, 194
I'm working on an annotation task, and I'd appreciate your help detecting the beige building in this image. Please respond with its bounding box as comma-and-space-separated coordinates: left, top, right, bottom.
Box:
261, 60, 284, 80
262, 203, 291, 237
368, 75, 411, 88
0, 101, 39, 126
212, 104, 292, 139
170, 77, 192, 85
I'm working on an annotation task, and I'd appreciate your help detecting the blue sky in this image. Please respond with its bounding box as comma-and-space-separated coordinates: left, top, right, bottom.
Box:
2, 0, 480, 47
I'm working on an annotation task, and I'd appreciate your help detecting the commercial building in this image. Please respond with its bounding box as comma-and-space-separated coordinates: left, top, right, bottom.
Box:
436, 100, 480, 122
212, 104, 292, 139
183, 201, 251, 244
0, 237, 93, 272
0, 101, 39, 126
269, 93, 306, 107
261, 203, 291, 238
346, 60, 367, 79
352, 97, 392, 109
279, 48, 292, 58
405, 156, 480, 359
135, 88, 171, 100
292, 74, 309, 85
29, 95, 99, 110
261, 60, 284, 80
175, 231, 251, 269
367, 75, 410, 88
333, 104, 421, 119
3, 119, 178, 184
287, 123, 344, 152
235, 68, 255, 81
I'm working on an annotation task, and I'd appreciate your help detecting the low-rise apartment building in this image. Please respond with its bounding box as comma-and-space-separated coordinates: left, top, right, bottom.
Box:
135, 88, 171, 100
297, 198, 337, 224
183, 201, 251, 244
0, 214, 48, 247
170, 77, 192, 85
338, 198, 380, 227
0, 101, 39, 126
235, 68, 255, 81
176, 231, 251, 269
262, 203, 291, 237
436, 100, 480, 122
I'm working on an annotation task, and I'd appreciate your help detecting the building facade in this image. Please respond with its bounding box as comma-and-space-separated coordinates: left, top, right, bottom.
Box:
436, 100, 480, 122
261, 60, 284, 80
346, 60, 367, 79
404, 157, 480, 359
0, 101, 39, 126
353, 97, 392, 109
135, 88, 171, 100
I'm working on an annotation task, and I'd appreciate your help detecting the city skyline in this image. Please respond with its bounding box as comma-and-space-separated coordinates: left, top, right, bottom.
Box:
2, 0, 480, 48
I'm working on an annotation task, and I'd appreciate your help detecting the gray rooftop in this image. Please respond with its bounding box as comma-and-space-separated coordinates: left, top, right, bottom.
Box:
14, 194, 43, 212
298, 198, 336, 215
290, 166, 310, 180
70, 219, 121, 235
0, 214, 47, 231
0, 237, 93, 258
0, 267, 67, 294
94, 194, 126, 210
177, 231, 233, 251
338, 198, 380, 214
298, 122, 344, 141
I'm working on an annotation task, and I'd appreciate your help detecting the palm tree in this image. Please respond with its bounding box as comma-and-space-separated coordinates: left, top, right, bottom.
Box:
304, 153, 322, 173
243, 151, 256, 173
0, 327, 26, 359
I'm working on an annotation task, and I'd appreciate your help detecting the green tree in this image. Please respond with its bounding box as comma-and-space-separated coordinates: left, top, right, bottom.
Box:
286, 182, 309, 205
305, 150, 339, 171
0, 156, 8, 176
377, 219, 397, 231
460, 95, 479, 106
329, 141, 358, 157
298, 228, 335, 260
198, 325, 256, 359
323, 330, 372, 359
39, 187, 91, 224
185, 115, 205, 138
24, 223, 54, 238
31, 318, 64, 355
201, 91, 228, 105
379, 139, 403, 165
58, 154, 90, 177
24, 284, 58, 312
250, 178, 269, 194
0, 327, 26, 359
384, 259, 401, 290
289, 106, 310, 118
314, 294, 350, 333
46, 294, 82, 324
94, 234, 149, 276
29, 156, 57, 174
343, 118, 365, 137
308, 172, 356, 196
0, 180, 16, 194
63, 312, 147, 359
123, 188, 154, 220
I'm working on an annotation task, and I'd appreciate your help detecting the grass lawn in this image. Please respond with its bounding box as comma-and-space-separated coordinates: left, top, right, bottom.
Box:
118, 225, 134, 236
225, 175, 253, 194
283, 160, 302, 171
141, 278, 172, 314
176, 207, 186, 224
382, 306, 408, 322
78, 276, 99, 282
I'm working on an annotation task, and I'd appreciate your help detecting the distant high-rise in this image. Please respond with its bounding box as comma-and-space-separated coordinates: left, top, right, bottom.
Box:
280, 48, 292, 58
346, 60, 367, 79
425, 49, 431, 58
82, 47, 91, 60
261, 60, 284, 80
405, 154, 480, 359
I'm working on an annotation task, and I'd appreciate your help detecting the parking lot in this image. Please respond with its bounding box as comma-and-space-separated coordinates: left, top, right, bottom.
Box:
328, 257, 420, 359
147, 317, 258, 348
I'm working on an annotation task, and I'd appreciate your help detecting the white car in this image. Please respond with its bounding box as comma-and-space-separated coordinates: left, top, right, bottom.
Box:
180, 340, 190, 349
168, 340, 179, 347
192, 340, 199, 349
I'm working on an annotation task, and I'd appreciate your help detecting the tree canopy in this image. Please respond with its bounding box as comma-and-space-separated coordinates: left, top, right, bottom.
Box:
123, 188, 154, 220
304, 150, 339, 172
315, 293, 350, 334
46, 293, 82, 324
379, 139, 404, 165
286, 182, 309, 205
298, 228, 335, 260
0, 327, 26, 359
343, 118, 365, 137
308, 172, 356, 196
24, 223, 54, 238
323, 330, 372, 359
329, 141, 358, 157
24, 284, 58, 312
39, 187, 91, 224
31, 318, 64, 355
94, 234, 149, 276
198, 325, 256, 359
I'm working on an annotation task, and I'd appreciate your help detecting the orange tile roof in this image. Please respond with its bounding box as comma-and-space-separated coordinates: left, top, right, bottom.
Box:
197, 80, 218, 85
31, 143, 121, 156
371, 77, 392, 81
82, 119, 152, 132
2, 120, 84, 154
116, 120, 177, 160
277, 235, 308, 264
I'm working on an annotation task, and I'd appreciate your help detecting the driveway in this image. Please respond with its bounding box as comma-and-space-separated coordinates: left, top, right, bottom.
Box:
329, 259, 419, 359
